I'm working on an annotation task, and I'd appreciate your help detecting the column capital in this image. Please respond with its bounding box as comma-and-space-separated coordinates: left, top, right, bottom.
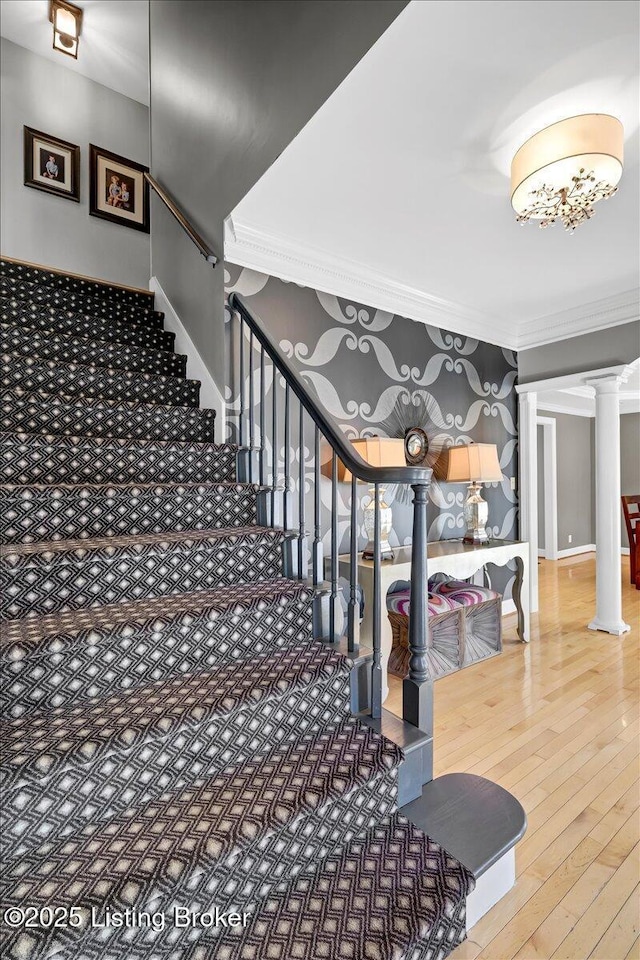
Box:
586, 362, 636, 393
585, 374, 624, 394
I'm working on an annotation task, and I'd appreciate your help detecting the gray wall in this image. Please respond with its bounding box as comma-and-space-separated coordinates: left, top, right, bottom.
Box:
621, 412, 640, 548
225, 263, 519, 601
0, 39, 150, 288
519, 320, 640, 383
149, 0, 407, 392
537, 409, 594, 550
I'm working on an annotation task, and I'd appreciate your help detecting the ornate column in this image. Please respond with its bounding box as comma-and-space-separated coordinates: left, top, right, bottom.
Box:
518, 390, 539, 613
587, 375, 630, 635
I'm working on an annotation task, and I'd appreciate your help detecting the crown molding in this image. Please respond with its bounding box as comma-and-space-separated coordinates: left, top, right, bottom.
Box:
225, 219, 639, 353
517, 288, 640, 350
225, 220, 518, 349
537, 401, 594, 418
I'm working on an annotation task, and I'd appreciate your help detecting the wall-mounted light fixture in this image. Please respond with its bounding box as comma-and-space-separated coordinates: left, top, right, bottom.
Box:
49, 0, 83, 59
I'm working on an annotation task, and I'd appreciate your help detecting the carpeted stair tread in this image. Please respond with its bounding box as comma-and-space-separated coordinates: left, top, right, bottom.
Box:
2, 577, 309, 657
2, 525, 286, 618
2, 298, 173, 350
1, 387, 215, 442
0, 260, 155, 311
1, 579, 314, 717
1, 322, 187, 377
2, 353, 201, 407
1, 720, 401, 958
2, 643, 349, 789
1, 431, 237, 485
205, 812, 474, 960
1, 647, 353, 863
2, 480, 260, 544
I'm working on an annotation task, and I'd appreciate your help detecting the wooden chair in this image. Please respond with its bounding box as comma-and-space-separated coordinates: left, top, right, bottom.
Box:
621, 496, 640, 590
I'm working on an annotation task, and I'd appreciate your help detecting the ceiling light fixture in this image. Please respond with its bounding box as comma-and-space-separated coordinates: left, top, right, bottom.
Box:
511, 114, 623, 232
49, 0, 83, 59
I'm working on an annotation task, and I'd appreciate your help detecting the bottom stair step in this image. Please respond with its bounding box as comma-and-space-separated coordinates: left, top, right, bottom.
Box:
195, 812, 475, 960
2, 579, 314, 718
1, 718, 402, 960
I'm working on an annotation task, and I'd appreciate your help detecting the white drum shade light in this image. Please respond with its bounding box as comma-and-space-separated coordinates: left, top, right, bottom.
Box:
511, 114, 623, 231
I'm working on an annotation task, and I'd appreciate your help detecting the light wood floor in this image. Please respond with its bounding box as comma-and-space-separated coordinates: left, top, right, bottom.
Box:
386, 554, 639, 960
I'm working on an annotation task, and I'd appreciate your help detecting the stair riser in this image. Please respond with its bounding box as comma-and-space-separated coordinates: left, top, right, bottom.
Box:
1, 667, 352, 862
1, 394, 215, 444
1, 435, 236, 486
3, 484, 256, 545
2, 534, 283, 618
2, 356, 200, 407
4, 768, 397, 960
0, 261, 155, 311
2, 324, 186, 378
2, 297, 172, 350
2, 593, 313, 718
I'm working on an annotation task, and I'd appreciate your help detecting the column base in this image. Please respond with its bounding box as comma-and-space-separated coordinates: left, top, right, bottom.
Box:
588, 617, 631, 636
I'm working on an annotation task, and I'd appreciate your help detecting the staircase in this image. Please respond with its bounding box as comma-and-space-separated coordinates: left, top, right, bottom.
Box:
1, 258, 475, 960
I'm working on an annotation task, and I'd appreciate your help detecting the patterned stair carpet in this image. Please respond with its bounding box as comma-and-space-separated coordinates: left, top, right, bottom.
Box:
0, 259, 474, 960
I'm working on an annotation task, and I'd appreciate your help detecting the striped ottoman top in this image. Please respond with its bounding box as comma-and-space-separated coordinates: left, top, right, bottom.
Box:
387, 589, 460, 618
430, 578, 500, 606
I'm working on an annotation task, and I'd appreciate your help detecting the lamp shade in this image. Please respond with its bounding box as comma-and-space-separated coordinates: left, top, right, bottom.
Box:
445, 443, 503, 483
324, 437, 406, 484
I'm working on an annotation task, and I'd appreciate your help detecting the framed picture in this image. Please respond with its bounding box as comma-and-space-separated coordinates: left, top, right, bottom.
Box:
89, 144, 149, 233
24, 126, 80, 202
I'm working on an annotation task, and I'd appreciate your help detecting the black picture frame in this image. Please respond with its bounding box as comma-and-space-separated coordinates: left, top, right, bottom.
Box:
23, 126, 80, 202
89, 144, 150, 233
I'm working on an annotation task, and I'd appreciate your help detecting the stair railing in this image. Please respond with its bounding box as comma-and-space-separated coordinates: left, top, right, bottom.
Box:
145, 173, 218, 266
229, 292, 433, 734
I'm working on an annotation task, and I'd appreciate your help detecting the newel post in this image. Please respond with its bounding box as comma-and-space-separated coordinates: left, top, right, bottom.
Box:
403, 481, 433, 738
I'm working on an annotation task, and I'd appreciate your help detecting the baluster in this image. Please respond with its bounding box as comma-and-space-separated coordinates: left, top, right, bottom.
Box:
313, 426, 322, 587
271, 369, 278, 527
403, 482, 432, 763
238, 316, 245, 448
284, 383, 291, 530
248, 331, 254, 481
330, 453, 338, 642
371, 483, 383, 718
347, 474, 359, 652
259, 347, 266, 486
298, 404, 305, 579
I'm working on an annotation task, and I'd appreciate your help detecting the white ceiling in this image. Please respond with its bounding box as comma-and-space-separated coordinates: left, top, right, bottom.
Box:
228, 0, 640, 351
0, 0, 149, 104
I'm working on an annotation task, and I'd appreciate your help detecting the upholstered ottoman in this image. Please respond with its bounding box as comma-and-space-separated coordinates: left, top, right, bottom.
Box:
387, 577, 502, 680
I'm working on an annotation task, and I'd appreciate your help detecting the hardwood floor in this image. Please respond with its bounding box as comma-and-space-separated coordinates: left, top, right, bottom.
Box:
386, 554, 639, 960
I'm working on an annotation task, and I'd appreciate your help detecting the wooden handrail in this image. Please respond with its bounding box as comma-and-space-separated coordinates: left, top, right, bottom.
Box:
145, 173, 218, 266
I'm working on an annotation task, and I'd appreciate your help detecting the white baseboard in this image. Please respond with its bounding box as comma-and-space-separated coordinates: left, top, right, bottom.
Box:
556, 543, 596, 559
621, 547, 630, 556
537, 548, 546, 558
149, 277, 225, 427
501, 599, 516, 617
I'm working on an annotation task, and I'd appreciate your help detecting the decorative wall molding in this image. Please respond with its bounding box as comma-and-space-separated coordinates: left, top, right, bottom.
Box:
225, 220, 517, 349
518, 288, 640, 349
226, 219, 640, 352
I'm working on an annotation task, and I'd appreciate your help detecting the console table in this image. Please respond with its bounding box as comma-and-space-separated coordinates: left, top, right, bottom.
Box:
334, 538, 530, 702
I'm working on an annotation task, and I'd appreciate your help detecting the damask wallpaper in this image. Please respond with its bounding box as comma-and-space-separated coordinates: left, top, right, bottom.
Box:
224, 263, 519, 601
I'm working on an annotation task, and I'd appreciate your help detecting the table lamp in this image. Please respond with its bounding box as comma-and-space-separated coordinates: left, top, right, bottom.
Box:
444, 443, 503, 544
336, 437, 407, 560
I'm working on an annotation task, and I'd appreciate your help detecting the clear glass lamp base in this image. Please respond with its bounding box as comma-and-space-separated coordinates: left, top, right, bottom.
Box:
463, 481, 490, 544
